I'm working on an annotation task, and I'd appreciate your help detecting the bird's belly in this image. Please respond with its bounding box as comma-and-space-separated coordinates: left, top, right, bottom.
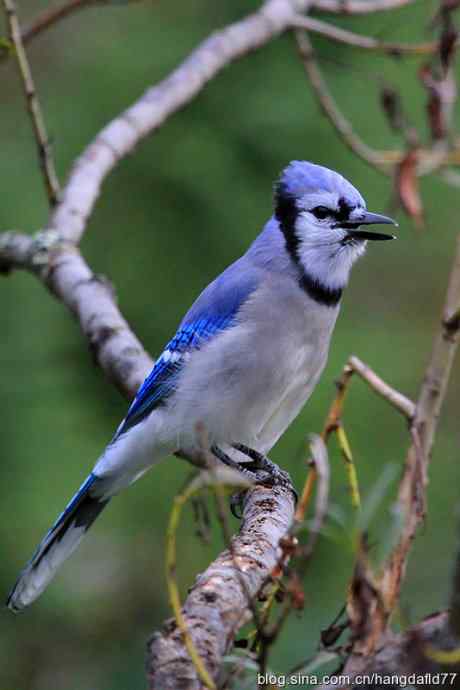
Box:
175, 339, 327, 456
253, 347, 327, 453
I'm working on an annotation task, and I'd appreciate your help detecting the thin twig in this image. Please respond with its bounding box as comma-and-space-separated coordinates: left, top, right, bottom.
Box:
295, 356, 415, 524
2, 0, 60, 206
297, 435, 330, 563
292, 15, 438, 55
20, 0, 145, 46
349, 355, 416, 419
21, 0, 93, 44
311, 0, 416, 13
294, 30, 392, 174
295, 362, 353, 523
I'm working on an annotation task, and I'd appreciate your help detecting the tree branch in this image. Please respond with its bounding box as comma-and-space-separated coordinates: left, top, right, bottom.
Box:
147, 483, 295, 690
0, 231, 34, 273
0, 231, 152, 397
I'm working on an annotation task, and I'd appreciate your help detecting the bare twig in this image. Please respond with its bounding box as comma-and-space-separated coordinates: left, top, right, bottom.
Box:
295, 361, 354, 522
295, 356, 414, 523
298, 435, 330, 562
2, 0, 60, 205
0, 0, 145, 63
311, 0, 416, 13
292, 15, 438, 55
349, 355, 416, 419
21, 0, 94, 44
295, 30, 393, 173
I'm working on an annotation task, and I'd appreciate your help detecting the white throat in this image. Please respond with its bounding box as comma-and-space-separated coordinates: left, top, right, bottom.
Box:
295, 214, 367, 291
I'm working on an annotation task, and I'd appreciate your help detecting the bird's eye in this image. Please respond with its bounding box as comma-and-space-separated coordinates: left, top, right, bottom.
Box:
311, 206, 330, 220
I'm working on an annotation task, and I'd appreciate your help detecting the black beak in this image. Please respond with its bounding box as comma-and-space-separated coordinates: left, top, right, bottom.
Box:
343, 211, 398, 241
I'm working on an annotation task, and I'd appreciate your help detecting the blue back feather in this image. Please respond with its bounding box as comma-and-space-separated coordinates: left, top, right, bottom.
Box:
116, 261, 259, 436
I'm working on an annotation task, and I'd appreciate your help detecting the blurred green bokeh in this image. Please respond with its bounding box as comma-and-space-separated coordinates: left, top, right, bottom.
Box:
1, 1, 459, 688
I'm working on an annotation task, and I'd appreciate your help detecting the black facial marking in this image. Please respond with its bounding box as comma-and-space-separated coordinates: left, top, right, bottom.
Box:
274, 181, 343, 307
274, 181, 300, 262
300, 273, 343, 308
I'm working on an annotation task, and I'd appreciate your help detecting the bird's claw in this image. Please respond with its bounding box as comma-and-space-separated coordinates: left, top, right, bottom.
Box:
233, 443, 297, 496
227, 445, 297, 517
212, 443, 297, 517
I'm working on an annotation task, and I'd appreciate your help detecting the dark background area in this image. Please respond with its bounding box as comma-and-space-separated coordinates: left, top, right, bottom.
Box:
1, 1, 459, 688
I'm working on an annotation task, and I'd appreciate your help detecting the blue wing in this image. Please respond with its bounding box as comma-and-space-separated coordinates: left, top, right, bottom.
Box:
116, 258, 259, 437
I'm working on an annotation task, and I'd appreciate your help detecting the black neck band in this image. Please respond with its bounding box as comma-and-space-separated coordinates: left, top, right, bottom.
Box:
299, 272, 342, 307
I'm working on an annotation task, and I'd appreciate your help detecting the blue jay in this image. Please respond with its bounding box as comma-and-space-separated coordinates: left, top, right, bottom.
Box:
7, 160, 396, 612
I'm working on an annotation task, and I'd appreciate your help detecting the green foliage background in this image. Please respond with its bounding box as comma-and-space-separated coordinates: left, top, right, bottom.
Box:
1, 1, 459, 687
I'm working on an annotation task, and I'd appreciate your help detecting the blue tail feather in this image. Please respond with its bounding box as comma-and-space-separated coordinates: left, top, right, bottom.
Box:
6, 473, 109, 612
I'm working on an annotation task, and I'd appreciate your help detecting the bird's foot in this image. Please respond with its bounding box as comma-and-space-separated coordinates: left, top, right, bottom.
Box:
232, 444, 296, 495
211, 444, 297, 518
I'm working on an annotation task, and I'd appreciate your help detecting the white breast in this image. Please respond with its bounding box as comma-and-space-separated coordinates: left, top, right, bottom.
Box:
253, 287, 338, 452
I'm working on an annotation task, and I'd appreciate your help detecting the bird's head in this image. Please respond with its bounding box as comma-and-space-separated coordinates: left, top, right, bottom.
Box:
274, 161, 397, 298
